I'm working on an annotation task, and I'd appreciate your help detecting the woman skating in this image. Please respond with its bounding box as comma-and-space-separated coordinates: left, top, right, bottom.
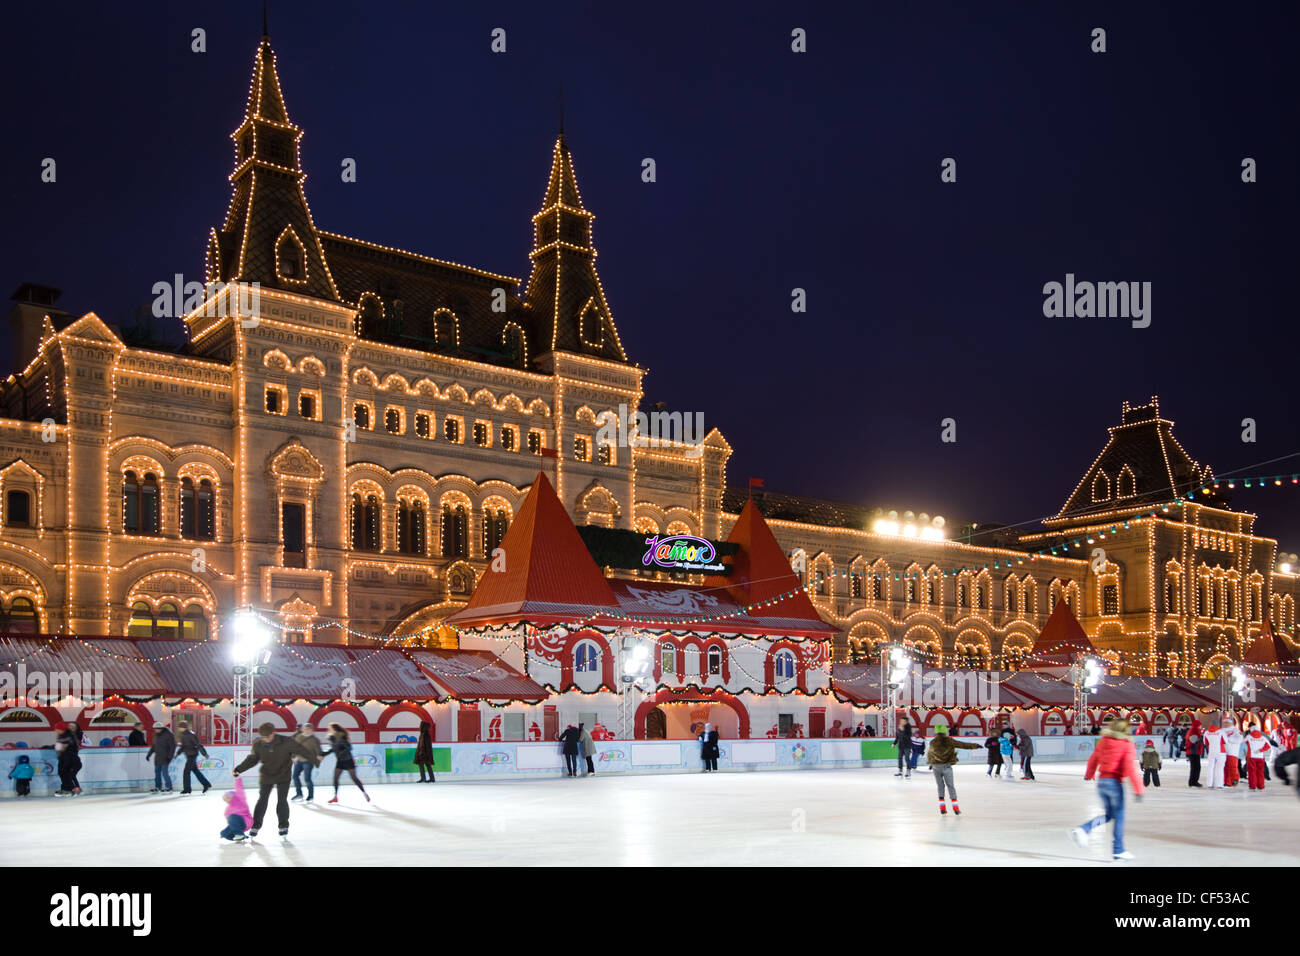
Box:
54, 722, 82, 796
984, 731, 1003, 776
413, 722, 436, 782
1017, 729, 1036, 780
325, 723, 370, 803
1070, 718, 1145, 861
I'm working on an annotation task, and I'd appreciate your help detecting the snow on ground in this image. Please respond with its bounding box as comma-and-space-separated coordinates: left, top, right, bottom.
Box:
2, 760, 1297, 867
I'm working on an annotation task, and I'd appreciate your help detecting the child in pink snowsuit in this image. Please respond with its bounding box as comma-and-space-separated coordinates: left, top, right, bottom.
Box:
221, 778, 253, 842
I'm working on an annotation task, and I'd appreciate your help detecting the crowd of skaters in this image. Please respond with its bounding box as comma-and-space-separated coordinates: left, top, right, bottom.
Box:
8, 710, 1300, 857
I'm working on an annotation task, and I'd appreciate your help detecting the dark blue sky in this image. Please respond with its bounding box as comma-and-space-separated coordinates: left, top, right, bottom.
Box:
4, 1, 1298, 546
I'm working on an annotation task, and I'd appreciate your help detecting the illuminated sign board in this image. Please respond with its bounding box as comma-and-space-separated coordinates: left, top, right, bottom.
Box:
641, 534, 725, 573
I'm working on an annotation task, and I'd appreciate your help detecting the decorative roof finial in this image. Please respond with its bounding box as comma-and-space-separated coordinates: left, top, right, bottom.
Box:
557, 84, 565, 139
262, 0, 269, 39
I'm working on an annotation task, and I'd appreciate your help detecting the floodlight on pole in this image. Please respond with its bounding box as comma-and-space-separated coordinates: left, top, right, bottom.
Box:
230, 608, 273, 745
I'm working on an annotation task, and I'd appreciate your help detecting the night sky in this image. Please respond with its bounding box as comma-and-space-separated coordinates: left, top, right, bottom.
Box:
4, 2, 1298, 546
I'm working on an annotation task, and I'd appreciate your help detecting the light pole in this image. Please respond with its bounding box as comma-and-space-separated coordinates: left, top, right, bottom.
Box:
1072, 654, 1102, 733
230, 609, 272, 746
618, 633, 654, 739
880, 644, 912, 740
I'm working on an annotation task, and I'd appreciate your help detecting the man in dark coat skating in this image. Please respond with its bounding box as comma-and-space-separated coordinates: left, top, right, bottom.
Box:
233, 722, 321, 837
176, 720, 211, 794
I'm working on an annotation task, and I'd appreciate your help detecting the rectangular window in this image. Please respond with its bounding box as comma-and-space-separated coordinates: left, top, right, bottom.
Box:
501, 426, 517, 452
1103, 583, 1119, 615
415, 413, 431, 439
597, 442, 613, 465
444, 417, 463, 443
298, 392, 317, 420
778, 713, 794, 737
473, 421, 490, 447
661, 645, 675, 674
573, 435, 590, 462
265, 387, 281, 414
502, 713, 524, 742
579, 712, 598, 732
5, 490, 31, 528
850, 573, 863, 598
282, 502, 306, 567
353, 403, 372, 430
528, 430, 544, 455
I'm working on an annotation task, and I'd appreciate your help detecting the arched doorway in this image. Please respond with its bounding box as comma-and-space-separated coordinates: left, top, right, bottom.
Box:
646, 708, 667, 739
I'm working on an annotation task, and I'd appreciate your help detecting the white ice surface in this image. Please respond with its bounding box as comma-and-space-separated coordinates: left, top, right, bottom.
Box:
2, 761, 1297, 867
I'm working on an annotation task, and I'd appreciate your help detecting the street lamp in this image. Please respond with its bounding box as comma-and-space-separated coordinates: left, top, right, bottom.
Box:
880, 644, 912, 739
230, 609, 272, 745
618, 634, 655, 739
1073, 655, 1102, 733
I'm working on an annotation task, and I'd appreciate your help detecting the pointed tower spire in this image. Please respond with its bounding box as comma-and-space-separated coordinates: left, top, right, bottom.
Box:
207, 36, 338, 303
523, 135, 627, 362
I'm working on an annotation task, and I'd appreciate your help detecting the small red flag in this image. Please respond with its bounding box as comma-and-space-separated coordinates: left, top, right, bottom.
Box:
749, 477, 764, 488
540, 446, 558, 459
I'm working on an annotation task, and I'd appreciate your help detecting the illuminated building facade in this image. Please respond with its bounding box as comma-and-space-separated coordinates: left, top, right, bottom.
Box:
0, 35, 1295, 681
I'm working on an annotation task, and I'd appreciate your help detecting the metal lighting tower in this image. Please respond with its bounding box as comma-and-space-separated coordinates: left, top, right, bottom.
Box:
881, 644, 911, 740
618, 633, 654, 739
230, 609, 272, 746
1072, 654, 1102, 733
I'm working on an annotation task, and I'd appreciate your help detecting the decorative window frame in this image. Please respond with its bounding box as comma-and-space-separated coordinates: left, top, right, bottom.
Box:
297, 388, 322, 421
384, 406, 406, 436
265, 384, 288, 416
274, 226, 310, 287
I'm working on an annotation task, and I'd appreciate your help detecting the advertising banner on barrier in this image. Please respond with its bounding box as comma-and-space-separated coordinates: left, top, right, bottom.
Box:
0, 736, 1099, 795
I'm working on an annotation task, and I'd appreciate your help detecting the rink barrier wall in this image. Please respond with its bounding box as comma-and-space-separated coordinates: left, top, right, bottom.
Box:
0, 735, 1103, 795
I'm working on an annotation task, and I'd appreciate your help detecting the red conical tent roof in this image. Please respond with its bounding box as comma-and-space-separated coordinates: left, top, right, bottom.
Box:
1031, 598, 1097, 659
1243, 616, 1298, 668
707, 497, 826, 623
446, 472, 617, 626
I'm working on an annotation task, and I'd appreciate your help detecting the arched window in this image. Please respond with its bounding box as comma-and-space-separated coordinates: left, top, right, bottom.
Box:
365, 495, 380, 551
872, 576, 883, 601
1, 597, 38, 635
197, 480, 215, 540
503, 324, 526, 367
433, 311, 458, 346
1007, 588, 1017, 614
397, 500, 427, 555
180, 477, 195, 537
122, 471, 139, 532
155, 603, 180, 639
180, 604, 209, 641
351, 493, 364, 550
1092, 471, 1110, 502
575, 641, 599, 673
926, 578, 937, 605
707, 646, 722, 676
661, 644, 675, 675
5, 490, 31, 527
774, 649, 796, 681
1165, 579, 1176, 613
484, 509, 509, 554
1117, 466, 1135, 498
127, 601, 153, 638
905, 578, 917, 603
850, 572, 864, 598
441, 504, 468, 558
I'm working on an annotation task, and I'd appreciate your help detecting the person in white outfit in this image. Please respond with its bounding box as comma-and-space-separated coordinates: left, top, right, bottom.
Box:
1203, 723, 1228, 788
1220, 717, 1244, 787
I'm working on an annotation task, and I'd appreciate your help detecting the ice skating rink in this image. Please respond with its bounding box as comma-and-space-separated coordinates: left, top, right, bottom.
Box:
2, 760, 1297, 867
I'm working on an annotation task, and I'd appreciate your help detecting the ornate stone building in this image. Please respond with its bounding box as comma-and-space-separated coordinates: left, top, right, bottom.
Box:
0, 35, 1295, 677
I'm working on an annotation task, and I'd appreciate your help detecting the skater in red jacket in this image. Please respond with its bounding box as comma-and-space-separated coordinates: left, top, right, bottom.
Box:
1245, 728, 1273, 790
1070, 718, 1145, 861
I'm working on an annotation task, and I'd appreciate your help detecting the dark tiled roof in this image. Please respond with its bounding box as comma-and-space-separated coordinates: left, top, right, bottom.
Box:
721, 487, 875, 529
320, 232, 535, 368
1054, 398, 1223, 522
